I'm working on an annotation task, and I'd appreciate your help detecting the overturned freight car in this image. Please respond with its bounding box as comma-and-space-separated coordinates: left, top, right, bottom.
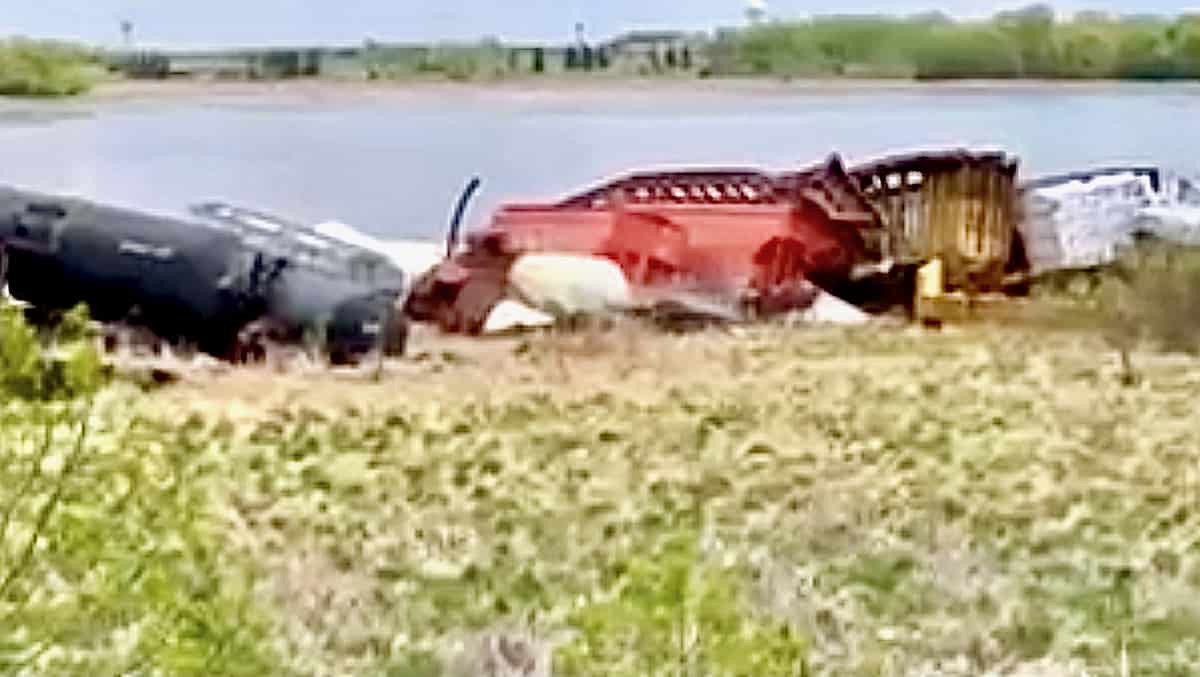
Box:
406, 148, 1026, 334
847, 150, 1023, 290
408, 155, 880, 332
1017, 166, 1200, 276
0, 188, 410, 364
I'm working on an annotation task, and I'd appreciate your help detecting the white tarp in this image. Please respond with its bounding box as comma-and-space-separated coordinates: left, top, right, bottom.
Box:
482, 300, 556, 334
507, 253, 634, 318
789, 287, 872, 325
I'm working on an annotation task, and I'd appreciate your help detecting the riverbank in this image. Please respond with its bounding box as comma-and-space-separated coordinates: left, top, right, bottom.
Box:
81, 75, 1200, 105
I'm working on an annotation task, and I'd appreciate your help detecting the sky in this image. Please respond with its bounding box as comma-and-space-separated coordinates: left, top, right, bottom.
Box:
4, 1, 1200, 48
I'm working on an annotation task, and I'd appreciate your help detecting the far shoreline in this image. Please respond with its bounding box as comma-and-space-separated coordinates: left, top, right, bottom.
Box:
78, 75, 1200, 104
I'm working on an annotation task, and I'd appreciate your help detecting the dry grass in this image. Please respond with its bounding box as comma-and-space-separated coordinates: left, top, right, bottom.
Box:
108, 315, 1200, 677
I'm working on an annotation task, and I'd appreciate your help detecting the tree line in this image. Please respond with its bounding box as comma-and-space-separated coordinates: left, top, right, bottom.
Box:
715, 5, 1200, 80
10, 4, 1200, 96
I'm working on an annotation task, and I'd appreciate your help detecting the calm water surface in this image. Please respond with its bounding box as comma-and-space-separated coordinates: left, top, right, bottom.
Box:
2, 84, 1199, 240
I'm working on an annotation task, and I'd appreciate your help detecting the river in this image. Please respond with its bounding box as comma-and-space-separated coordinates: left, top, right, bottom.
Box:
2, 80, 1199, 240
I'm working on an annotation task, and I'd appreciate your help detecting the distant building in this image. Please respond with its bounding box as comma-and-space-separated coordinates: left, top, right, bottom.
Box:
601, 31, 709, 76
362, 44, 433, 78
507, 44, 571, 75
318, 48, 368, 80
110, 47, 322, 80
104, 31, 714, 81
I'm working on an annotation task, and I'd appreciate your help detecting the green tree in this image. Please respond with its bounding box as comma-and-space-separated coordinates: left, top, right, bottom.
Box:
995, 4, 1060, 76
1058, 29, 1117, 77
1113, 28, 1179, 79
911, 28, 1022, 80
735, 24, 827, 76
1171, 21, 1200, 77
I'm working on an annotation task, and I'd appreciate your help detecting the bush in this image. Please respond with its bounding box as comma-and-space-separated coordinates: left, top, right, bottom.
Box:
0, 38, 97, 97
0, 303, 104, 401
0, 303, 280, 676
1101, 240, 1200, 356
556, 531, 809, 677
0, 405, 281, 676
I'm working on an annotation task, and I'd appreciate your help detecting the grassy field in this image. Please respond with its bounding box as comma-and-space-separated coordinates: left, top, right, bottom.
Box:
4, 301, 1200, 676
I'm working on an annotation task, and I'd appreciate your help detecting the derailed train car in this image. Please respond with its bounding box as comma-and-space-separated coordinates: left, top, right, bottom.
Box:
0, 187, 410, 364
405, 148, 1027, 333
1016, 166, 1200, 275
189, 202, 412, 362
847, 150, 1023, 290
407, 155, 883, 333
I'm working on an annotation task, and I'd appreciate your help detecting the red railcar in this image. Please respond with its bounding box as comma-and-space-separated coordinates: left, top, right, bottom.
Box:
488, 155, 881, 290
405, 149, 1024, 334
406, 154, 887, 333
